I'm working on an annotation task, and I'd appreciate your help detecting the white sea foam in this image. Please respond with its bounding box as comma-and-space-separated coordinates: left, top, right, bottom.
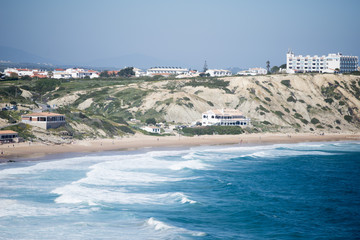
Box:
145, 217, 206, 236
244, 150, 335, 159
0, 156, 98, 179
52, 180, 196, 206
0, 198, 88, 217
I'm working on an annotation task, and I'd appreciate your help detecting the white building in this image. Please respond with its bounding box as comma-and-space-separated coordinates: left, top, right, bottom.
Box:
237, 67, 267, 76
286, 50, 358, 74
205, 69, 232, 77
147, 67, 189, 76
133, 68, 146, 77
141, 126, 161, 134
53, 68, 99, 79
202, 109, 251, 127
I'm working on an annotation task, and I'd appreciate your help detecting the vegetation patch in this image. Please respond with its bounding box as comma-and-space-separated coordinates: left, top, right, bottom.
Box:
184, 79, 230, 93
311, 118, 320, 124
182, 126, 244, 136
274, 111, 284, 117
281, 80, 291, 88
344, 115, 352, 123
3, 123, 35, 140
256, 105, 270, 113
207, 101, 214, 107
287, 96, 296, 103
324, 98, 333, 104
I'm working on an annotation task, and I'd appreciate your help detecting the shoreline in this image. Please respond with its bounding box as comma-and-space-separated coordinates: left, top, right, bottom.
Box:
1, 132, 360, 162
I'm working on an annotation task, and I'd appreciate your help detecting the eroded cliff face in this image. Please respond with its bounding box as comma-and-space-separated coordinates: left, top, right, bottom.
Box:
6, 74, 359, 141
130, 74, 360, 133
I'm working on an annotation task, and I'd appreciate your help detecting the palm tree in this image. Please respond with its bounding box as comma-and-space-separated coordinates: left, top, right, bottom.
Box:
266, 61, 270, 74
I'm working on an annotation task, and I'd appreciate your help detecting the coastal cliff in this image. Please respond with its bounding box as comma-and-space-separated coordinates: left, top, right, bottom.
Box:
1, 74, 360, 141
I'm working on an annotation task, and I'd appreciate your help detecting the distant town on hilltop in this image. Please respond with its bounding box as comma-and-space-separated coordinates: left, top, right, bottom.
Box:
0, 50, 359, 80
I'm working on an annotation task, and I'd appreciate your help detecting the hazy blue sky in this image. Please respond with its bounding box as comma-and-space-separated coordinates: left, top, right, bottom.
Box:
1, 0, 359, 69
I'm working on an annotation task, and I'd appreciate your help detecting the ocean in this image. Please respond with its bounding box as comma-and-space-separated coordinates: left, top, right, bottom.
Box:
0, 141, 359, 239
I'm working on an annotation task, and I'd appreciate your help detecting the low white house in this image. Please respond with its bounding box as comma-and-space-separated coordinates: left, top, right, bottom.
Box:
205, 69, 232, 77
146, 67, 189, 76
237, 67, 267, 76
141, 126, 161, 134
202, 109, 251, 126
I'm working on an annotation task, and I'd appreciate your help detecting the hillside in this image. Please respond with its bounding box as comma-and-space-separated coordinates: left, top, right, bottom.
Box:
1, 74, 360, 142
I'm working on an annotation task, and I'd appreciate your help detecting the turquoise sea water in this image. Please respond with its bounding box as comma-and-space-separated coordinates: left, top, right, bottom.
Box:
0, 141, 359, 239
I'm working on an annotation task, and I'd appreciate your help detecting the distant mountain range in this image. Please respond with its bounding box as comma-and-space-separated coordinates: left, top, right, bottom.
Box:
0, 45, 57, 65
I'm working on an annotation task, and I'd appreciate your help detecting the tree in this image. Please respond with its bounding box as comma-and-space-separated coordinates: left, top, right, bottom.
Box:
279, 64, 286, 69
21, 75, 32, 80
266, 61, 270, 74
271, 66, 279, 73
100, 71, 110, 78
203, 60, 208, 73
145, 117, 156, 125
118, 67, 135, 77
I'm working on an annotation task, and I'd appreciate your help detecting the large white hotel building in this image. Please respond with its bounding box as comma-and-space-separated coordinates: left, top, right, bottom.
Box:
286, 50, 358, 74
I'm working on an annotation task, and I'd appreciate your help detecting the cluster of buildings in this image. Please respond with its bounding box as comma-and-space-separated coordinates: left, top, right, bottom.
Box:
145, 67, 232, 78
286, 50, 358, 74
3, 68, 100, 79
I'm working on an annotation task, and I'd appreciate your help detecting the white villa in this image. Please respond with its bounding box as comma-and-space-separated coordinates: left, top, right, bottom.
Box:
237, 67, 267, 76
141, 126, 161, 134
205, 69, 232, 77
53, 68, 99, 79
146, 67, 189, 76
286, 50, 358, 74
202, 109, 251, 126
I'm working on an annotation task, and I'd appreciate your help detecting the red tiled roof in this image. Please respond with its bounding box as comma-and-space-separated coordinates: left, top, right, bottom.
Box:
0, 130, 18, 134
22, 112, 64, 117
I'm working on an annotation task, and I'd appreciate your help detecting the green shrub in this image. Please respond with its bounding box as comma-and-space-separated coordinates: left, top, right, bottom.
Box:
145, 117, 157, 125
344, 115, 352, 122
260, 112, 265, 115
294, 113, 303, 119
287, 96, 296, 102
310, 128, 314, 131
316, 125, 324, 129
335, 119, 341, 124
325, 98, 333, 104
281, 80, 291, 87
264, 97, 271, 102
283, 107, 290, 113
300, 118, 309, 124
118, 126, 134, 134
262, 121, 271, 125
274, 111, 284, 117
182, 126, 244, 136
257, 105, 270, 113
299, 99, 305, 103
335, 126, 341, 130
207, 101, 214, 106
311, 118, 320, 124
339, 101, 345, 106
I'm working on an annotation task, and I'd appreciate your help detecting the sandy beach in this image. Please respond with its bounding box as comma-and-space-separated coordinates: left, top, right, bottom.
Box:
1, 132, 360, 162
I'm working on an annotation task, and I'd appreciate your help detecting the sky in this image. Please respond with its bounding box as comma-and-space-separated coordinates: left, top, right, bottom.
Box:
1, 0, 360, 69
